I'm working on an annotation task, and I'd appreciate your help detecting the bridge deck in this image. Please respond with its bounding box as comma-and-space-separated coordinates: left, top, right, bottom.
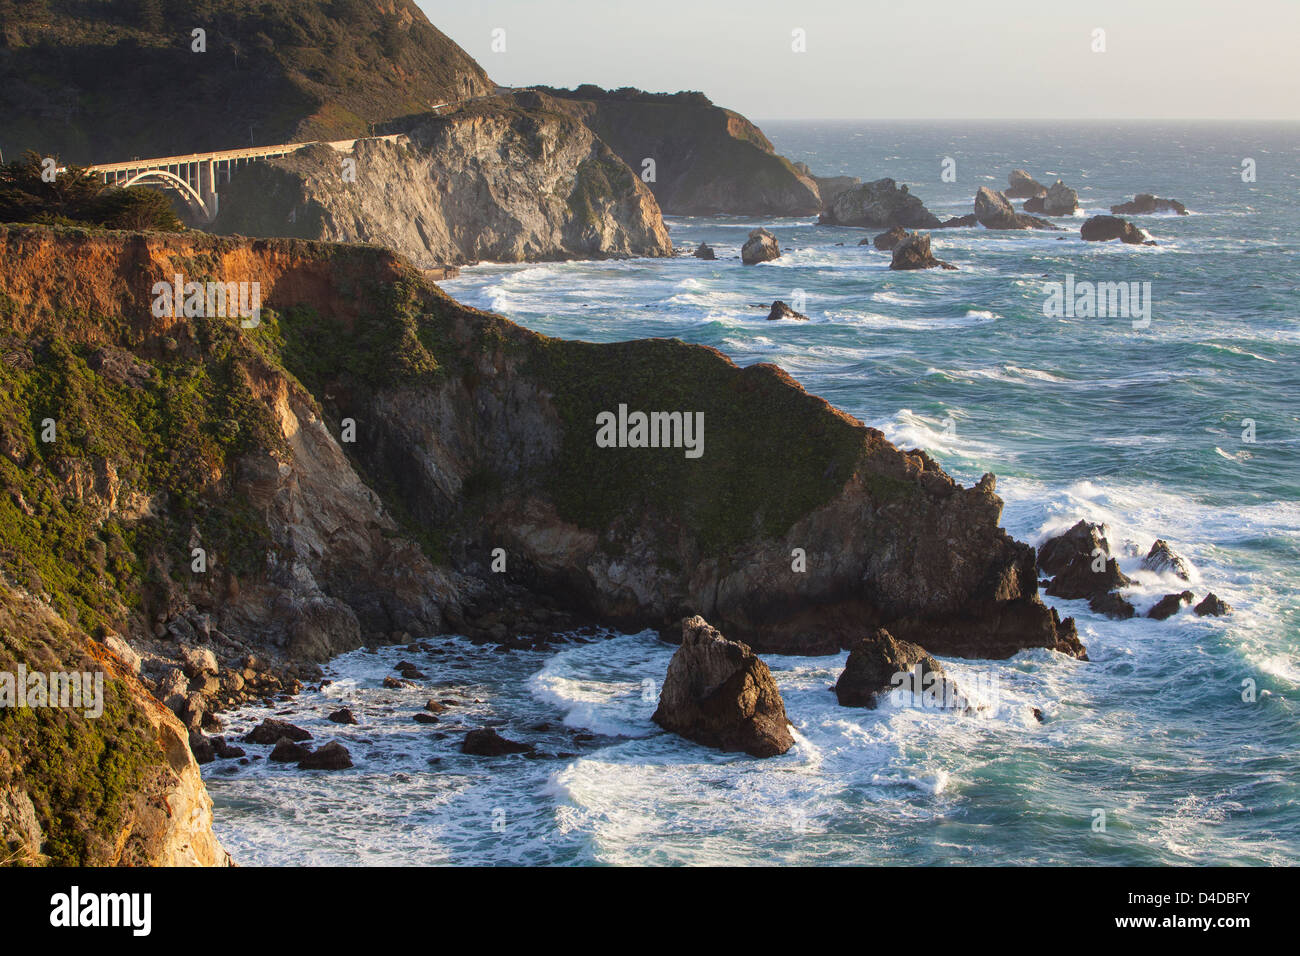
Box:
87, 134, 406, 174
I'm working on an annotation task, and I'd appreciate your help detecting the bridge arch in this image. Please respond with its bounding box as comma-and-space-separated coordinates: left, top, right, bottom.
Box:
118, 169, 211, 219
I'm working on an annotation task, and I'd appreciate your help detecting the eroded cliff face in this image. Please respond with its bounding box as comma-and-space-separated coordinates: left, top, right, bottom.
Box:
0, 225, 1082, 860
541, 88, 823, 216
211, 96, 671, 268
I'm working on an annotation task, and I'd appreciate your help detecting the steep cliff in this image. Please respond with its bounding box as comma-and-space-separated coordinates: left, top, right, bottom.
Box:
0, 0, 492, 163
211, 95, 671, 267
0, 225, 1083, 859
541, 87, 822, 216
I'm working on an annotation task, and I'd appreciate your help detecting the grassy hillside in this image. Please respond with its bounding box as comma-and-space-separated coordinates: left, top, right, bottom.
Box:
0, 0, 492, 163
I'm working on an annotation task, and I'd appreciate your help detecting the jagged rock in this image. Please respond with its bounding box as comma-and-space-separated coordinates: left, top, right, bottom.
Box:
1081, 215, 1152, 245
1042, 180, 1079, 216
936, 214, 979, 228
818, 178, 941, 229
382, 676, 413, 689
462, 728, 533, 756
1006, 169, 1048, 199
413, 713, 439, 724
1142, 540, 1191, 580
1111, 194, 1188, 216
180, 645, 218, 679
1039, 520, 1131, 600
243, 718, 312, 744
269, 738, 313, 762
873, 225, 908, 250
1194, 593, 1232, 617
835, 628, 963, 709
211, 736, 245, 759
1148, 591, 1194, 620
890, 232, 956, 271
766, 300, 808, 321
693, 242, 716, 260
974, 187, 1059, 230
188, 731, 216, 765
103, 635, 140, 674
327, 707, 359, 725
741, 228, 780, 265
1089, 591, 1136, 620
652, 615, 794, 758
424, 700, 449, 713
298, 741, 353, 770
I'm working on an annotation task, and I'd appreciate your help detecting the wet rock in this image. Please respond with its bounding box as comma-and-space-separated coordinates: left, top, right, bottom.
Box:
1088, 591, 1136, 620
740, 228, 780, 265
382, 676, 412, 689
1006, 169, 1048, 199
766, 300, 809, 321
935, 214, 978, 228
974, 187, 1059, 230
413, 713, 440, 724
461, 728, 534, 756
327, 707, 359, 725
651, 615, 794, 758
1081, 215, 1152, 245
243, 718, 312, 744
424, 700, 448, 714
1111, 193, 1188, 216
298, 741, 353, 770
211, 736, 246, 759
693, 242, 716, 260
817, 178, 941, 229
1194, 593, 1232, 617
188, 731, 216, 765
1039, 520, 1111, 576
394, 661, 425, 679
872, 225, 908, 250
890, 232, 956, 271
269, 738, 313, 762
1148, 591, 1195, 620
1041, 180, 1079, 216
834, 628, 960, 709
1142, 540, 1191, 580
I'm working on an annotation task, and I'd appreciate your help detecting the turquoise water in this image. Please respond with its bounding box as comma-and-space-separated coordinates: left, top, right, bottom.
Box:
206, 123, 1300, 865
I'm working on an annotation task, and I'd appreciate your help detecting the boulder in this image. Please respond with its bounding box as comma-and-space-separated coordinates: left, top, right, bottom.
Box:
652, 615, 794, 757
1111, 193, 1188, 216
766, 300, 809, 321
461, 728, 533, 756
1148, 591, 1194, 621
103, 635, 141, 674
1042, 180, 1079, 216
741, 228, 780, 265
974, 187, 1059, 230
298, 741, 353, 770
424, 700, 449, 713
243, 718, 312, 744
180, 645, 218, 679
834, 628, 964, 710
890, 232, 957, 271
818, 178, 941, 229
188, 731, 216, 765
211, 736, 246, 759
693, 242, 716, 260
873, 225, 908, 250
935, 214, 978, 228
413, 713, 440, 724
1194, 593, 1232, 617
269, 738, 313, 762
327, 707, 359, 725
1089, 591, 1136, 620
1081, 215, 1152, 245
1141, 540, 1191, 580
1006, 169, 1048, 199
1039, 520, 1131, 600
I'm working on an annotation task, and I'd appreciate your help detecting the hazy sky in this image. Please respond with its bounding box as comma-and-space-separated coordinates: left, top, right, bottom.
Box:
419, 0, 1299, 121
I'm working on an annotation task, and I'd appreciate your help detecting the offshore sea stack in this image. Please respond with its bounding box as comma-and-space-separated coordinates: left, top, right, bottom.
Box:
890, 232, 957, 270
819, 178, 942, 229
974, 187, 1060, 230
1111, 194, 1189, 216
652, 616, 794, 757
1005, 169, 1048, 199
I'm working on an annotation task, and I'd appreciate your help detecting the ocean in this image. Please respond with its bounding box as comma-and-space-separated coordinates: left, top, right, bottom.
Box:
203, 122, 1300, 865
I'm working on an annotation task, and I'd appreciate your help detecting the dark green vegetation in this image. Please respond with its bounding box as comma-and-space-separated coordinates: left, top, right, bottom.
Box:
0, 0, 492, 162
0, 153, 183, 231
0, 599, 161, 866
